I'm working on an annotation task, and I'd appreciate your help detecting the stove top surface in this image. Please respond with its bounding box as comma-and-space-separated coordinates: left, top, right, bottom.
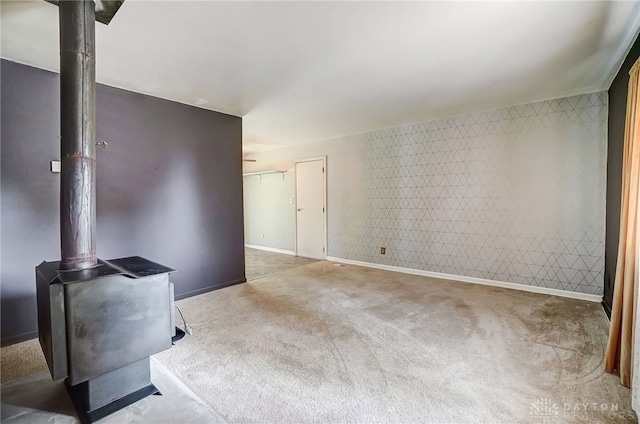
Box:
38, 256, 175, 284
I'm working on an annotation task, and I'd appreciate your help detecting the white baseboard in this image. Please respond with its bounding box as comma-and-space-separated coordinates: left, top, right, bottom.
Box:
245, 244, 295, 256
326, 256, 603, 303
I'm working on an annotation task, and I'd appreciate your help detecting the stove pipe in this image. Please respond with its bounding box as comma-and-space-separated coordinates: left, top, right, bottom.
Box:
59, 0, 97, 270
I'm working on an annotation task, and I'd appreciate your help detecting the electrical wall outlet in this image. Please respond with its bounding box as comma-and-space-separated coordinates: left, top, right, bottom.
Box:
261, 233, 265, 239
380, 247, 386, 255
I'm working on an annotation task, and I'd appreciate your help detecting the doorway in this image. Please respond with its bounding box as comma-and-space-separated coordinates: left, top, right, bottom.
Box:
295, 157, 326, 259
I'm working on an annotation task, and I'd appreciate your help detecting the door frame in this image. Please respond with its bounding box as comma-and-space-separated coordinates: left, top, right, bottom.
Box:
294, 156, 327, 259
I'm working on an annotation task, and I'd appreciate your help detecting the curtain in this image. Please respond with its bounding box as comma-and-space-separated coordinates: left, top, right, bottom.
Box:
605, 57, 640, 387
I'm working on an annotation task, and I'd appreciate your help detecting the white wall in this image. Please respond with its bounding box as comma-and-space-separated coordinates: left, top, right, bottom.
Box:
243, 172, 295, 252
244, 91, 607, 295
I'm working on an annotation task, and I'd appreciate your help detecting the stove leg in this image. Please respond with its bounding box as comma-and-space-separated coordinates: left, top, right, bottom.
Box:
65, 358, 159, 423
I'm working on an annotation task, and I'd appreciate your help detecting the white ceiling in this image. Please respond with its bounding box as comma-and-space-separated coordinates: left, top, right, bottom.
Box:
2, 1, 640, 154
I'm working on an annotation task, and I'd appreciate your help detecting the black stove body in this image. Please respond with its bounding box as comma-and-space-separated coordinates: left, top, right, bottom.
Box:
36, 256, 174, 423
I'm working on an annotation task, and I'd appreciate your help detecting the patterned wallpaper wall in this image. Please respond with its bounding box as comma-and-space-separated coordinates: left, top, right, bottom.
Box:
249, 91, 608, 295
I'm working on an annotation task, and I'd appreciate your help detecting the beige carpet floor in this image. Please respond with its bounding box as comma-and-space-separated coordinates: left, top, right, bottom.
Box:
155, 261, 634, 423
1, 261, 634, 423
245, 247, 318, 281
1, 339, 46, 384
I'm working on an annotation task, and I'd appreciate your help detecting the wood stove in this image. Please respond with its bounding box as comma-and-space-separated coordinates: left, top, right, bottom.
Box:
36, 257, 174, 423
35, 1, 175, 422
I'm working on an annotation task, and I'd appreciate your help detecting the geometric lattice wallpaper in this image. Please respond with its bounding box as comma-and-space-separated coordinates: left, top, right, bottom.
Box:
251, 91, 607, 295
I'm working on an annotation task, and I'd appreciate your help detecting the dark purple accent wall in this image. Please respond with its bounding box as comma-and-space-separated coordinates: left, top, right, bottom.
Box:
1, 59, 245, 345
604, 34, 640, 316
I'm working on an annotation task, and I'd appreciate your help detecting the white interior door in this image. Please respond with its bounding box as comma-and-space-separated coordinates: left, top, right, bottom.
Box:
296, 159, 325, 259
